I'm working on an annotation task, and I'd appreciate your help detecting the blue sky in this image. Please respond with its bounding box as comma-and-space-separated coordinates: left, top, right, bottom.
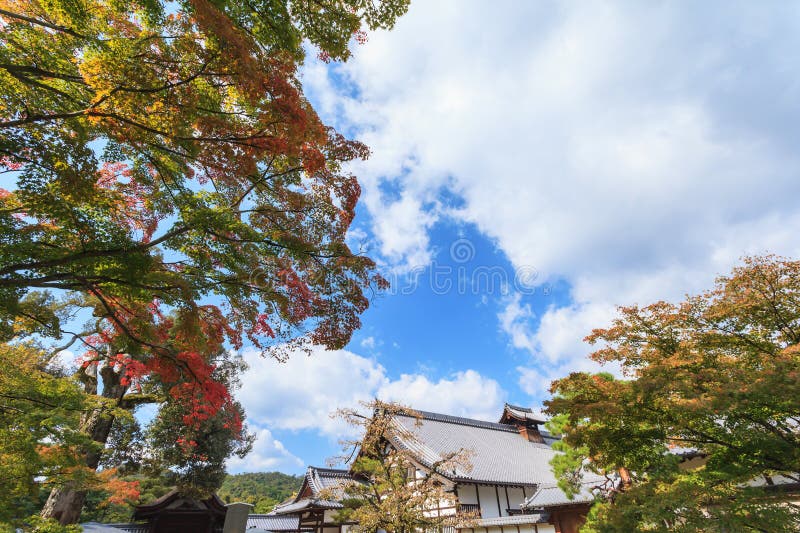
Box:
228, 1, 800, 474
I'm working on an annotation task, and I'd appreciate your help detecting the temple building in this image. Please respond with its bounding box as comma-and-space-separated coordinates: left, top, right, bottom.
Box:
85, 403, 799, 533
382, 404, 605, 533
268, 467, 359, 533
85, 404, 605, 533
264, 404, 607, 533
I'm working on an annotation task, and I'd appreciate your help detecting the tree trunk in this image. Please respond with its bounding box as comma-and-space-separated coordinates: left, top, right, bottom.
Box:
40, 484, 89, 525
41, 362, 125, 524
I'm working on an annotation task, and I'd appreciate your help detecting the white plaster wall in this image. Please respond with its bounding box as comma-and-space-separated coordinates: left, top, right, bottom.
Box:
504, 487, 526, 511
461, 525, 555, 533
477, 485, 501, 518
457, 484, 479, 505
454, 485, 535, 515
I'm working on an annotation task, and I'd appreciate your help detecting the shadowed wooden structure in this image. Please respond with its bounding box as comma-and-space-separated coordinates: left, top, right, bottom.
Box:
132, 489, 227, 533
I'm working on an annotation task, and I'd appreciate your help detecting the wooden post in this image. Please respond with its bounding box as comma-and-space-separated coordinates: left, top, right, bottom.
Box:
618, 467, 632, 489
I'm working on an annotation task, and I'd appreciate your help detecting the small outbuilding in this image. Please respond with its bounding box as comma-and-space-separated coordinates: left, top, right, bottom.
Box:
131, 489, 228, 533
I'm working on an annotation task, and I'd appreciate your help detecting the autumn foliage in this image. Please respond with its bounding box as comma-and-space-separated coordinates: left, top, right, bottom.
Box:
0, 0, 409, 525
329, 401, 477, 533
546, 256, 800, 532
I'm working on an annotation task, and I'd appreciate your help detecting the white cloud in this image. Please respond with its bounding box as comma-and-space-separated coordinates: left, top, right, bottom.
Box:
360, 336, 378, 350
370, 194, 437, 272
500, 294, 618, 399
514, 300, 624, 400
227, 427, 303, 474
497, 293, 537, 355
531, 301, 617, 365
238, 346, 386, 437
377, 370, 505, 422
303, 1, 800, 400
52, 349, 78, 373
238, 346, 505, 439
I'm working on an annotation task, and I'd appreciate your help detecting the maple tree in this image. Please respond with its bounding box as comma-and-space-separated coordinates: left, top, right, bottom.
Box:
0, 342, 141, 531
328, 401, 477, 533
80, 473, 174, 524
545, 255, 800, 532
143, 352, 253, 496
0, 0, 408, 524
0, 343, 90, 527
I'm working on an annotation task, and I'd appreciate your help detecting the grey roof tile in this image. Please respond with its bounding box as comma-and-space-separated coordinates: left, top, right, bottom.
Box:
391, 411, 560, 486
246, 515, 301, 530
501, 403, 547, 424
474, 514, 550, 526
81, 524, 148, 533
523, 480, 600, 508
272, 498, 343, 515
307, 467, 354, 494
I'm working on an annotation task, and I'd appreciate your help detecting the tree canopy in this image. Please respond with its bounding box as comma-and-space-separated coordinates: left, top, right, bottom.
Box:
546, 255, 800, 532
0, 0, 402, 418
0, 343, 90, 524
219, 472, 304, 512
0, 0, 408, 524
329, 401, 477, 533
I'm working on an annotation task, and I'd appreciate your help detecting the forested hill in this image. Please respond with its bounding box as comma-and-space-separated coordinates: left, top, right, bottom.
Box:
218, 472, 305, 513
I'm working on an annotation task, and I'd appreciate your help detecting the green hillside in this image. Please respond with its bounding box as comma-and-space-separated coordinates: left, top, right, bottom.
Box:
218, 472, 304, 513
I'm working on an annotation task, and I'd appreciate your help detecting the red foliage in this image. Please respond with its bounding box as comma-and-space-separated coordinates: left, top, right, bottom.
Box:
75, 297, 246, 440
252, 313, 276, 338
354, 30, 369, 44
5, 0, 388, 461
0, 156, 23, 170
99, 469, 141, 506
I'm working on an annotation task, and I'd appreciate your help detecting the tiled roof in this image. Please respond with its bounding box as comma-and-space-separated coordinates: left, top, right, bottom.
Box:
668, 445, 704, 458
306, 467, 354, 495
501, 403, 547, 425
246, 514, 302, 530
473, 514, 550, 526
285, 465, 360, 505
81, 524, 148, 533
391, 410, 561, 486
270, 466, 360, 517
411, 410, 556, 441
272, 497, 343, 515
113, 526, 148, 533
523, 480, 600, 508
540, 432, 560, 447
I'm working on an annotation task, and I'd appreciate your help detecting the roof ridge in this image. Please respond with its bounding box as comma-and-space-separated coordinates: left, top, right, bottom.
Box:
306, 467, 322, 494
309, 466, 350, 475
504, 402, 533, 413
400, 409, 520, 433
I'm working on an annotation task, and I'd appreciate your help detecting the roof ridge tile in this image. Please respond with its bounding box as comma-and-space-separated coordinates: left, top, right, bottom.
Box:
403, 410, 521, 433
